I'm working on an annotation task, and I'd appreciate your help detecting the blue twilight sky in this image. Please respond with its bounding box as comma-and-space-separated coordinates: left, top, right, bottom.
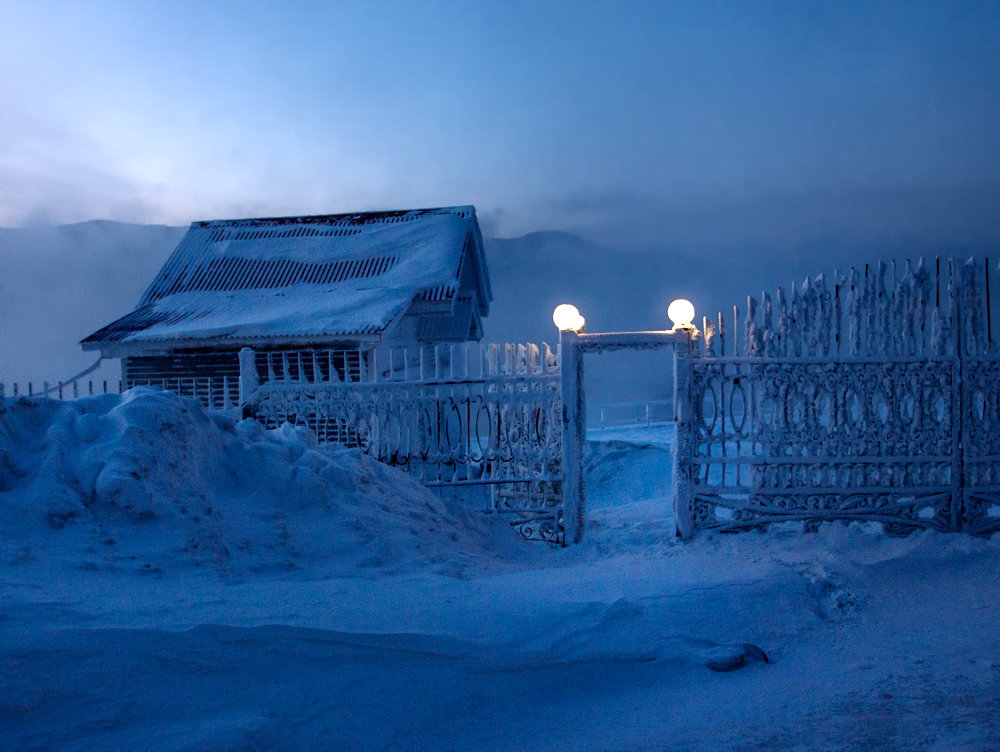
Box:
2, 0, 999, 246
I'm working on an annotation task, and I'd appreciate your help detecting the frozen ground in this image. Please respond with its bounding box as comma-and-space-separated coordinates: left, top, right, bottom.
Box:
1, 394, 998, 751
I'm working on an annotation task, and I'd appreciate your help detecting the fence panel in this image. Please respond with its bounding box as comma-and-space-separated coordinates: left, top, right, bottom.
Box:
962, 356, 1000, 535
246, 342, 565, 543
676, 257, 1000, 536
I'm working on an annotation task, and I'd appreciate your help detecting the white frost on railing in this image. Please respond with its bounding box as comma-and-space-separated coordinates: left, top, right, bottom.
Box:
675, 255, 1000, 538
241, 341, 566, 544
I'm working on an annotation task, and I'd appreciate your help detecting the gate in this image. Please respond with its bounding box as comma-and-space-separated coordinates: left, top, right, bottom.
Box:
241, 342, 565, 543
674, 257, 1000, 537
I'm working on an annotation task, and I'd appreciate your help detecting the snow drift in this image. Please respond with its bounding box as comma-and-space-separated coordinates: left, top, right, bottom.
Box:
0, 388, 489, 575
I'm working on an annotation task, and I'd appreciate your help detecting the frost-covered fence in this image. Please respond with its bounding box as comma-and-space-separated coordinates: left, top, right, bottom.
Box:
0, 375, 244, 410
674, 257, 1000, 537
123, 377, 238, 410
241, 342, 566, 543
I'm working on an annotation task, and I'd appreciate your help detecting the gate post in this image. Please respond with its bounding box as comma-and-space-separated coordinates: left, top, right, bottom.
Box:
672, 331, 696, 537
560, 330, 586, 544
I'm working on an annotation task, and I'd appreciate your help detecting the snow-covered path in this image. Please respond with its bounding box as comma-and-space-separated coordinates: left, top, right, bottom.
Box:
1, 400, 998, 751
5, 525, 998, 751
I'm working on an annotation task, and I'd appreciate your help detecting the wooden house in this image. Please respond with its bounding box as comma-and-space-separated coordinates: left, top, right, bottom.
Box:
81, 206, 491, 406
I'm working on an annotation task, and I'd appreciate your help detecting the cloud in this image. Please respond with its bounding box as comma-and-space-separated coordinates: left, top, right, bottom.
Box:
0, 114, 165, 227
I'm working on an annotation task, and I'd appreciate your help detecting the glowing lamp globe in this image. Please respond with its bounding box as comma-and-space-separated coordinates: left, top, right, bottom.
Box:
553, 304, 584, 331
668, 299, 695, 329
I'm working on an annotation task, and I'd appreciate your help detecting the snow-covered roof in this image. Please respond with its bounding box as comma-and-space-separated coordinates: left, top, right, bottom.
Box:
82, 206, 491, 352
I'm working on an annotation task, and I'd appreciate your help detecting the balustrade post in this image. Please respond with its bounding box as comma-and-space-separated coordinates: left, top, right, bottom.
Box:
238, 347, 259, 418
559, 330, 585, 545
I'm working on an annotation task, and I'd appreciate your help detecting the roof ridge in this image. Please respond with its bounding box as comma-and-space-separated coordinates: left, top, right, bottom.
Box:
194, 205, 474, 229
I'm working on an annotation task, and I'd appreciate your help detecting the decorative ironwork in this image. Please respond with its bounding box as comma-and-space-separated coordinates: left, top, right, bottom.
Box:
962, 357, 1000, 535
676, 257, 1000, 536
681, 358, 959, 533
246, 343, 565, 543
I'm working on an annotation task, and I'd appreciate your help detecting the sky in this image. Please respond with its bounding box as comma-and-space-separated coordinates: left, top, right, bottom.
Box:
2, 0, 1000, 247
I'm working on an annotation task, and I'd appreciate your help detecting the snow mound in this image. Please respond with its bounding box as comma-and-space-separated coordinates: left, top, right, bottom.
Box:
0, 388, 490, 575
585, 437, 672, 510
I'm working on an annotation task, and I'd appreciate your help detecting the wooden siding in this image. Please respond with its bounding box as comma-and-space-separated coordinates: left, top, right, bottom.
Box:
124, 347, 369, 410
124, 352, 241, 409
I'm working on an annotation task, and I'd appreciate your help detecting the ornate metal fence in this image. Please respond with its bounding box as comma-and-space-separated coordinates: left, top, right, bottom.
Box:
242, 342, 565, 543
674, 257, 1000, 537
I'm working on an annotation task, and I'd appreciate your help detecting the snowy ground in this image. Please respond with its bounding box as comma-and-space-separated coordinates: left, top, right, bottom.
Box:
1, 394, 998, 751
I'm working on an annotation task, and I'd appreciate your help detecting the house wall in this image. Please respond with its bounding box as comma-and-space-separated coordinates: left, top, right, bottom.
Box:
123, 351, 241, 409
123, 346, 369, 408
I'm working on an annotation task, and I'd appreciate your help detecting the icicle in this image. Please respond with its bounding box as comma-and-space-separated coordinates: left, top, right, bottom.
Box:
703, 317, 717, 356
810, 274, 829, 356
987, 257, 995, 355
789, 282, 802, 357
733, 304, 742, 356
858, 265, 868, 356
931, 307, 945, 356
800, 275, 816, 356
948, 257, 959, 356
963, 257, 983, 356
833, 271, 844, 357
543, 342, 557, 372
873, 262, 888, 357
527, 343, 540, 375
847, 268, 861, 357
487, 344, 498, 376
775, 287, 788, 357
747, 296, 761, 356
762, 293, 775, 356
895, 259, 913, 356
912, 257, 930, 355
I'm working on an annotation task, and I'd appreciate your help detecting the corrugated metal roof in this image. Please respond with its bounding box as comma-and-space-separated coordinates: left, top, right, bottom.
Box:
83, 206, 491, 349
141, 206, 478, 305
414, 284, 458, 302
82, 287, 410, 347
154, 255, 399, 298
